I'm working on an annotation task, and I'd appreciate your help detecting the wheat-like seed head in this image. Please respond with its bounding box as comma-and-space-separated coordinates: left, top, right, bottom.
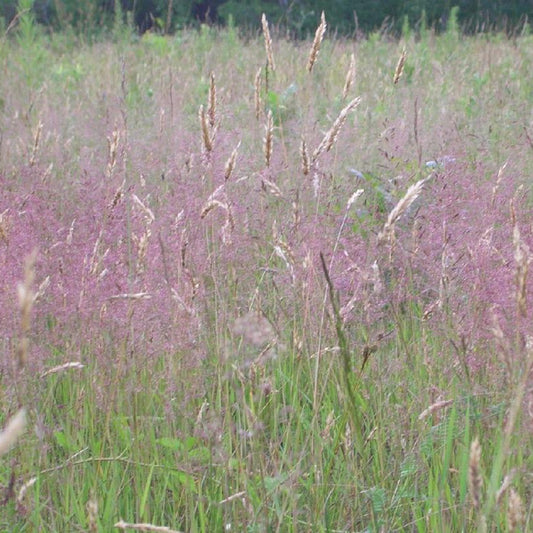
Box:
307, 11, 326, 72
512, 217, 530, 318
16, 250, 37, 369
30, 120, 43, 167
342, 53, 356, 99
254, 67, 262, 119
320, 410, 336, 441
300, 136, 310, 175
198, 105, 212, 153
491, 161, 508, 207
378, 177, 428, 245
208, 71, 216, 128
0, 208, 9, 244
496, 470, 516, 504
17, 476, 36, 505
393, 47, 407, 84
86, 495, 98, 533
0, 408, 26, 456
508, 489, 524, 532
418, 399, 453, 421
261, 14, 275, 71
262, 178, 282, 197
224, 142, 240, 181
200, 199, 226, 219
264, 110, 274, 168
312, 96, 361, 161
41, 362, 85, 377
344, 423, 353, 452
106, 129, 120, 178
468, 437, 483, 510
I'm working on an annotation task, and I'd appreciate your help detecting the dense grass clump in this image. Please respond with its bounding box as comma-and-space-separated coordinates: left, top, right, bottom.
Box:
0, 16, 532, 532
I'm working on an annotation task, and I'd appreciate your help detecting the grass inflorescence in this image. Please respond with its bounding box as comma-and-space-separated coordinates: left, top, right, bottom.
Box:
0, 18, 532, 532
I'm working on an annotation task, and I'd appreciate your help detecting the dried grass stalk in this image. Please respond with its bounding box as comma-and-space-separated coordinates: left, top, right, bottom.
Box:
0, 408, 27, 456
307, 11, 326, 72
198, 105, 212, 153
114, 520, 183, 533
468, 437, 483, 510
132, 194, 155, 224
393, 47, 407, 84
418, 399, 453, 421
312, 96, 361, 162
264, 110, 274, 168
219, 491, 247, 505
254, 67, 262, 119
208, 71, 216, 128
261, 14, 275, 71
342, 53, 356, 99
41, 362, 85, 377
378, 178, 428, 245
109, 292, 152, 300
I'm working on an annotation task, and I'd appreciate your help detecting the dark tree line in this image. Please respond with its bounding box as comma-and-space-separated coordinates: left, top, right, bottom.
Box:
1, 0, 532, 36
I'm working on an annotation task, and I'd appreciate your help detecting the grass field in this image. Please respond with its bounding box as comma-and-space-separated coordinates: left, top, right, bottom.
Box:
0, 13, 532, 532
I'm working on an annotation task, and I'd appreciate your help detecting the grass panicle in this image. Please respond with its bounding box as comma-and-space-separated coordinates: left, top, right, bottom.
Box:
307, 11, 326, 73
507, 489, 524, 532
114, 520, 184, 532
0, 408, 27, 456
254, 66, 262, 119
264, 109, 273, 168
469, 437, 483, 510
261, 13, 275, 72
342, 52, 356, 99
199, 104, 213, 153
208, 71, 216, 128
312, 95, 361, 161
393, 47, 407, 84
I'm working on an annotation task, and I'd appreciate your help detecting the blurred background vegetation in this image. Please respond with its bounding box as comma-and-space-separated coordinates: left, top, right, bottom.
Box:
1, 0, 532, 38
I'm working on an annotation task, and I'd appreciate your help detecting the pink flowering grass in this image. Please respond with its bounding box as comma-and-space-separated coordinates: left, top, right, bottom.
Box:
0, 31, 532, 381
0, 22, 532, 531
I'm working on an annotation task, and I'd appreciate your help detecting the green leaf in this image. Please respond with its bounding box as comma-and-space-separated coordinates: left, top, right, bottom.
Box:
171, 470, 196, 492
156, 437, 183, 452
53, 430, 69, 450
139, 464, 154, 520
187, 446, 211, 463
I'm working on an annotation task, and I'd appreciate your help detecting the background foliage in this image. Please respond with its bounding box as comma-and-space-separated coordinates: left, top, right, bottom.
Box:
1, 0, 532, 37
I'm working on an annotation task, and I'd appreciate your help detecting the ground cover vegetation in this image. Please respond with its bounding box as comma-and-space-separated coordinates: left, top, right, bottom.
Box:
0, 5, 532, 532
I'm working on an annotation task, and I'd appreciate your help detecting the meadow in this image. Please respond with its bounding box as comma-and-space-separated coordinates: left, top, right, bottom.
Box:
0, 12, 532, 532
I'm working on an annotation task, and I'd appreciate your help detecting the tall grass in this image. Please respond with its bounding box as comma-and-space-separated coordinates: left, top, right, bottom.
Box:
0, 15, 532, 532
